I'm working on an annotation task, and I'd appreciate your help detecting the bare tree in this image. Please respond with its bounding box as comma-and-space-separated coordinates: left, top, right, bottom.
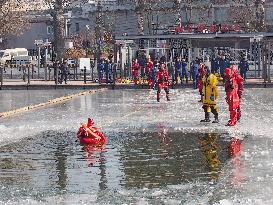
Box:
227, 1, 256, 31
255, 0, 266, 31
182, 0, 200, 24
135, 0, 146, 35
132, 0, 266, 33
42, 0, 68, 60
0, 0, 30, 37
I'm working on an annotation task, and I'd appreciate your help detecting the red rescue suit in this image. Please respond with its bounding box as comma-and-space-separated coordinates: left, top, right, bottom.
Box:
146, 60, 153, 76
225, 68, 240, 126
198, 64, 206, 99
156, 65, 170, 102
132, 61, 140, 84
234, 69, 244, 120
147, 60, 154, 88
77, 118, 107, 145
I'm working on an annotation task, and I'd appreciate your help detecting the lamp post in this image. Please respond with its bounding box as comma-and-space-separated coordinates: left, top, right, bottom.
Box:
85, 25, 90, 58
34, 39, 44, 79
250, 36, 262, 78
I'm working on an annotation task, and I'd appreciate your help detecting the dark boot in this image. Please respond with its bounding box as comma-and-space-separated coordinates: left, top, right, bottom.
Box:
226, 110, 237, 126
237, 109, 241, 122
166, 94, 170, 101
212, 113, 219, 123
198, 95, 203, 103
157, 92, 160, 102
200, 112, 210, 122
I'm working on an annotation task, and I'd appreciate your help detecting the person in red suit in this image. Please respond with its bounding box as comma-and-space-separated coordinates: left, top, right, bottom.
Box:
156, 63, 170, 102
175, 23, 183, 33
233, 68, 244, 121
146, 57, 154, 88
197, 63, 206, 102
132, 58, 140, 85
224, 67, 243, 126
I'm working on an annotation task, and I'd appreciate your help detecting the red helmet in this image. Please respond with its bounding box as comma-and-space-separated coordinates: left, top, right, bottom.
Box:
224, 68, 232, 77
87, 118, 95, 127
230, 65, 236, 70
160, 63, 166, 70
233, 69, 239, 75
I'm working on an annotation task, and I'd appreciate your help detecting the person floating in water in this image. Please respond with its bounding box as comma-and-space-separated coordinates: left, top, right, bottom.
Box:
77, 118, 106, 145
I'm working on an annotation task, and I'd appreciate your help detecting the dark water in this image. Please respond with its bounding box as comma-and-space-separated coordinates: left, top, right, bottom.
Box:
0, 130, 234, 204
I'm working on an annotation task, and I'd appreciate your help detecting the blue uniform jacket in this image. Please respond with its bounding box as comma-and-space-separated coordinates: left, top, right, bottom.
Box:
191, 63, 199, 80
238, 60, 249, 73
182, 62, 188, 74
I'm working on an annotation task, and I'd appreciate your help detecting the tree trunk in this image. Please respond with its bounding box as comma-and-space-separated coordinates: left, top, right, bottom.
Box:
52, 8, 65, 61
136, 0, 145, 35
137, 12, 145, 35
255, 0, 266, 32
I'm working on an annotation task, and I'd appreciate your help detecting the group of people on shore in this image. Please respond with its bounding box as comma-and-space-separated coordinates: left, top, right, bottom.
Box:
132, 55, 244, 126
211, 55, 249, 80
53, 59, 70, 84
131, 54, 248, 89
97, 58, 113, 84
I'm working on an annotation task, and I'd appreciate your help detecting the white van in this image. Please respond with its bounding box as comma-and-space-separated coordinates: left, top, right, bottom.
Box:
0, 48, 31, 64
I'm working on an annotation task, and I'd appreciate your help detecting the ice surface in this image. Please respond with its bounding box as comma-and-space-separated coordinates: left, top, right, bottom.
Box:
0, 88, 273, 204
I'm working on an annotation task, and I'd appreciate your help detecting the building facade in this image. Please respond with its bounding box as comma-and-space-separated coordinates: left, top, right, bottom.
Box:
3, 0, 273, 49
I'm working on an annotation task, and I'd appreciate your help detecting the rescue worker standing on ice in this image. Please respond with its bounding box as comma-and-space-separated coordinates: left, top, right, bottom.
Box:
132, 58, 140, 85
200, 66, 219, 123
225, 66, 244, 126
234, 69, 244, 121
147, 57, 154, 87
198, 62, 206, 102
156, 63, 170, 102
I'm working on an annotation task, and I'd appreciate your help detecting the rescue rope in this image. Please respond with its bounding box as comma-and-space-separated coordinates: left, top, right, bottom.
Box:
0, 88, 108, 119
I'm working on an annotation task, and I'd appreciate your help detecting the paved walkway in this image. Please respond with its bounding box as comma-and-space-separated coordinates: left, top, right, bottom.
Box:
0, 78, 272, 90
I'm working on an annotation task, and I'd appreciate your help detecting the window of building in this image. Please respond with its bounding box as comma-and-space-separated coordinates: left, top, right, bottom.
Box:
76, 23, 80, 32
47, 26, 53, 35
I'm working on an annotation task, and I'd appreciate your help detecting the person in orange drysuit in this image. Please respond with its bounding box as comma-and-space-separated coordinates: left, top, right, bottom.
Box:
132, 58, 140, 85
224, 67, 243, 126
146, 57, 154, 88
77, 118, 106, 145
156, 63, 170, 102
233, 68, 244, 121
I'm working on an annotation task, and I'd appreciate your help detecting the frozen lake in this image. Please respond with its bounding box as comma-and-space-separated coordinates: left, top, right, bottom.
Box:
0, 88, 273, 204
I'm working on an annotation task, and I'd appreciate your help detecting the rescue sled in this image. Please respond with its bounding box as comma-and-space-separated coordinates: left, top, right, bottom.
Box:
77, 118, 106, 145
